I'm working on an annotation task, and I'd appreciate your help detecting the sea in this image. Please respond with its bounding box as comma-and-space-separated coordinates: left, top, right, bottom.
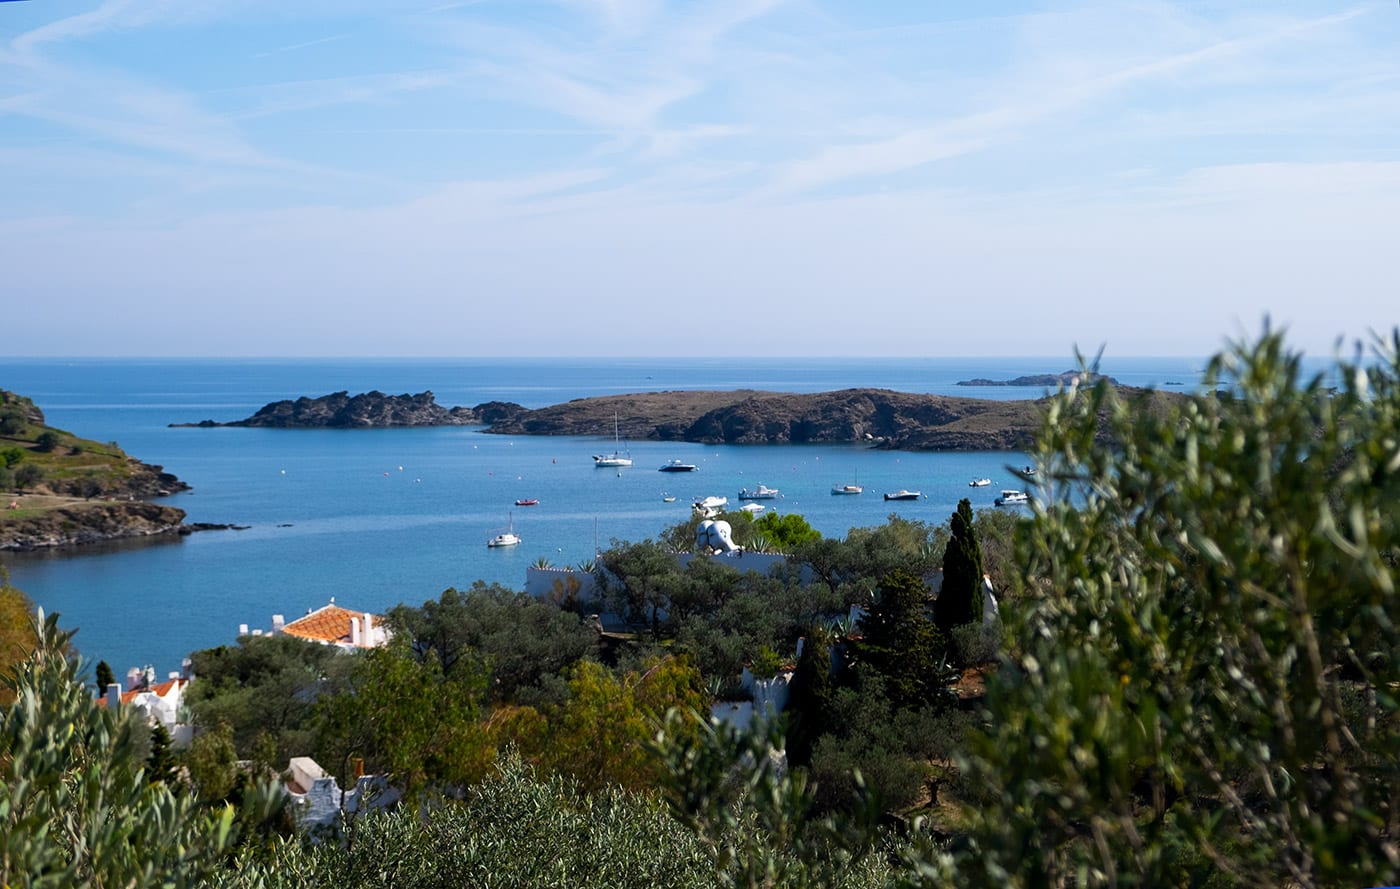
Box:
0, 356, 1207, 675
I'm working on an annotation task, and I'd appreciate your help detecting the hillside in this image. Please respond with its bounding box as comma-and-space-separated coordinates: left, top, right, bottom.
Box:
485, 388, 1050, 450
1, 389, 190, 550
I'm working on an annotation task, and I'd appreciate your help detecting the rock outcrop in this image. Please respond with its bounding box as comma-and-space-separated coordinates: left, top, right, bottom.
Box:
0, 501, 187, 551
171, 391, 524, 428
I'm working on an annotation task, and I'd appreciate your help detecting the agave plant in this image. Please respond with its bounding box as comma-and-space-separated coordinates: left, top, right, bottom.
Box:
532, 556, 554, 570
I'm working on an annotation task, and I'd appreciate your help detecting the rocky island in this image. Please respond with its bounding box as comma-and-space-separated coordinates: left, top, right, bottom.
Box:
956, 370, 1118, 387
181, 383, 1181, 452
170, 390, 523, 429
1, 389, 196, 551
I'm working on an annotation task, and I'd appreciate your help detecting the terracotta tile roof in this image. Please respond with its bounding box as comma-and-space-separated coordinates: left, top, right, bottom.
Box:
283, 604, 378, 646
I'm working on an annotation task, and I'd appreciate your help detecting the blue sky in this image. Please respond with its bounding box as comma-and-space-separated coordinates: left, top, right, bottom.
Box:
2, 1, 1396, 358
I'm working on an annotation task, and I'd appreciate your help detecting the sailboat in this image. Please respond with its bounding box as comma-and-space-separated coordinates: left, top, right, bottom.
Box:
593, 411, 633, 467
487, 512, 521, 548
831, 469, 863, 495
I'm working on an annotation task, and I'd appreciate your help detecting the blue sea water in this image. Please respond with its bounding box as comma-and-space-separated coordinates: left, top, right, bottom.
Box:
0, 356, 1205, 674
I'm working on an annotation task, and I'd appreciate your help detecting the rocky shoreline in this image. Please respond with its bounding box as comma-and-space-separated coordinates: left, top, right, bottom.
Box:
170, 390, 523, 429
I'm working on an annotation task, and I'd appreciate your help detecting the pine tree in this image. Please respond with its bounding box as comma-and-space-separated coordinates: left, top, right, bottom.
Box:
856, 569, 949, 711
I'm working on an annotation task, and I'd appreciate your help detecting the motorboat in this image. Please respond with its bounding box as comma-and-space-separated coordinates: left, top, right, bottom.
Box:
969, 478, 991, 487
593, 411, 633, 468
487, 513, 521, 547
739, 502, 765, 514
661, 494, 677, 503
737, 484, 780, 500
692, 495, 728, 517
514, 498, 539, 507
883, 490, 922, 501
658, 459, 698, 472
995, 490, 1029, 506
831, 470, 862, 495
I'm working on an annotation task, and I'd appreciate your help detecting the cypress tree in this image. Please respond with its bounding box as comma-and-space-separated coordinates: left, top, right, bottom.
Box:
936, 498, 984, 643
95, 659, 115, 695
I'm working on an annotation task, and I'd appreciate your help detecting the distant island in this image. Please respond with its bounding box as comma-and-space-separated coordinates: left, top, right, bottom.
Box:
180, 386, 1181, 452
170, 390, 524, 429
2, 389, 200, 551
957, 370, 1118, 387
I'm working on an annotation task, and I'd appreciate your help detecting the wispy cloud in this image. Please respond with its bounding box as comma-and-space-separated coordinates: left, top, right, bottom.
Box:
253, 34, 349, 59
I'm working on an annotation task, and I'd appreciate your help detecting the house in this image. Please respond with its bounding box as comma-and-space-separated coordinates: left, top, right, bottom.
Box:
239, 598, 389, 651
284, 755, 399, 836
99, 670, 194, 748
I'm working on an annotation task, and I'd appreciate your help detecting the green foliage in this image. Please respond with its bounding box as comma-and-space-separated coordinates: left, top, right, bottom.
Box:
388, 582, 597, 707
93, 659, 114, 694
653, 709, 885, 889
748, 644, 783, 680
13, 463, 43, 491
0, 411, 24, 437
33, 431, 59, 453
0, 611, 281, 888
0, 573, 41, 708
957, 328, 1400, 888
935, 498, 984, 659
784, 629, 834, 768
225, 753, 730, 888
507, 655, 711, 794
753, 511, 822, 550
855, 569, 951, 712
185, 632, 346, 769
314, 640, 492, 800
600, 538, 686, 636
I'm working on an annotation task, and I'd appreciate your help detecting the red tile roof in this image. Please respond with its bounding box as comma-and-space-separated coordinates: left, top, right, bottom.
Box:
283, 604, 379, 646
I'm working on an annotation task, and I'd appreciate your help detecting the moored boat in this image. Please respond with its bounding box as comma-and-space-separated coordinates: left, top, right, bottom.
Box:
487, 513, 521, 547
737, 484, 780, 500
883, 490, 922, 501
995, 490, 1029, 506
514, 498, 539, 506
593, 412, 633, 468
658, 459, 698, 472
969, 478, 991, 487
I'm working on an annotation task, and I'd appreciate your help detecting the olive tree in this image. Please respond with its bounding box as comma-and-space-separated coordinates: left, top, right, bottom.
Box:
954, 329, 1400, 888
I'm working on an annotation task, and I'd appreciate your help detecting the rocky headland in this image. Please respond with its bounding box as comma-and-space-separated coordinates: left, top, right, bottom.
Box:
170, 390, 523, 428
2, 389, 197, 551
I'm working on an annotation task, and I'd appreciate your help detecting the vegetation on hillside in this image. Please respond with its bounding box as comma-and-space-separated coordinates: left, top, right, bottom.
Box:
3, 329, 1396, 887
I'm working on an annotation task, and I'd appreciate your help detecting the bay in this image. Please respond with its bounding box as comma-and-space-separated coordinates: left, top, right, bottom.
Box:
0, 356, 1202, 674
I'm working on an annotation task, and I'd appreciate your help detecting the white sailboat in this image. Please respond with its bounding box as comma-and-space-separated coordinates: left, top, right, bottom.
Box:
831, 469, 863, 495
593, 411, 633, 467
487, 512, 521, 548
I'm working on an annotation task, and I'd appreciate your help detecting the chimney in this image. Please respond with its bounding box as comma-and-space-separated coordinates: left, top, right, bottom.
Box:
272, 614, 285, 633
106, 683, 122, 710
238, 623, 249, 636
363, 613, 374, 644
126, 667, 142, 691
350, 617, 361, 647
181, 657, 193, 680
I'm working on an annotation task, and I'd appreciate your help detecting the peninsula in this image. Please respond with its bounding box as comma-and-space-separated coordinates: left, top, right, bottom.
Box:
1, 389, 194, 551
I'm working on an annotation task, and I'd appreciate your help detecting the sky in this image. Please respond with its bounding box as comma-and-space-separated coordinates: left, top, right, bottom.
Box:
1, 0, 1397, 358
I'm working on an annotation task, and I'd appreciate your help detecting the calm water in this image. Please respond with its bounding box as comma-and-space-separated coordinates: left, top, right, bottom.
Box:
1, 356, 1204, 673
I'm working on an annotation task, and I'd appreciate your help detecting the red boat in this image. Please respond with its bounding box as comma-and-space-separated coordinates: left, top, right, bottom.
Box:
514, 498, 539, 507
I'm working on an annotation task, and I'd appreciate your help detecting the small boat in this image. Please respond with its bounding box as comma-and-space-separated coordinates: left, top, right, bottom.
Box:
658, 459, 698, 472
1022, 465, 1037, 476
737, 484, 780, 500
661, 494, 677, 503
487, 513, 521, 547
969, 478, 991, 487
883, 490, 922, 501
831, 470, 862, 495
692, 495, 728, 517
739, 502, 766, 513
593, 412, 633, 468
995, 490, 1029, 506
514, 498, 539, 507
